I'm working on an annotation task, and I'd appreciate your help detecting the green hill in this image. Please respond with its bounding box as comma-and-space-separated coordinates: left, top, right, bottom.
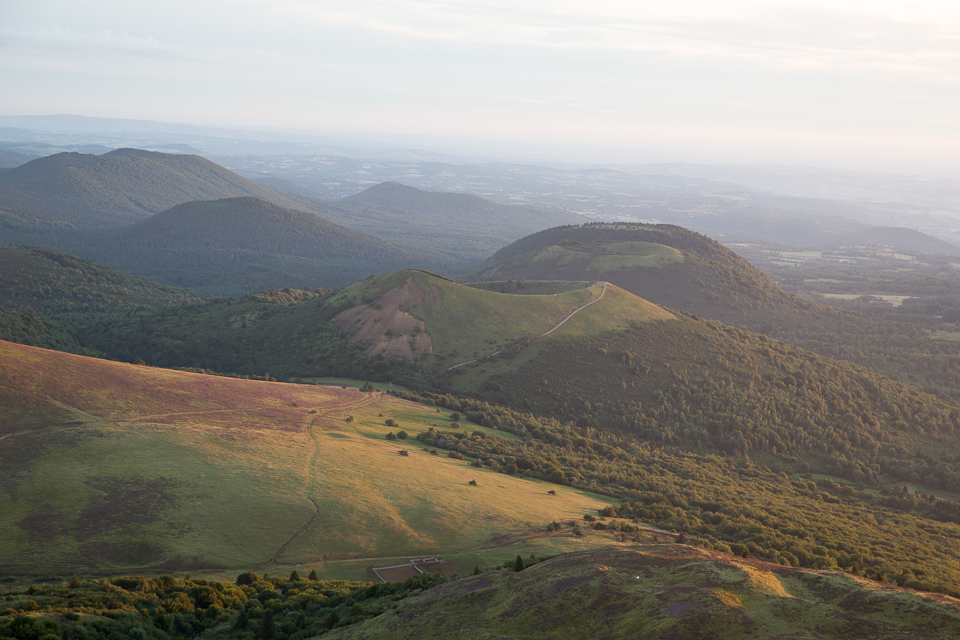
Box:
0, 246, 203, 320
79, 270, 672, 380
468, 223, 810, 324
80, 269, 960, 501
0, 340, 614, 577
331, 182, 587, 261
467, 223, 960, 405
0, 150, 585, 262
327, 546, 960, 640
51, 198, 448, 295
0, 149, 314, 231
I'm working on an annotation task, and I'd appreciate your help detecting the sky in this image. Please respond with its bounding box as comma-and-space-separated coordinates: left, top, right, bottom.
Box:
1, 0, 959, 171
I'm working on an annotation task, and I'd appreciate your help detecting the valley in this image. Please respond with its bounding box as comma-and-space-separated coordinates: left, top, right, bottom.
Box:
4, 143, 960, 638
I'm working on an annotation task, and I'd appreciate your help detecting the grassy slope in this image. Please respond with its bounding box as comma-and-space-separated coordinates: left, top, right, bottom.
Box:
0, 246, 204, 320
0, 341, 613, 578
328, 546, 960, 640
325, 270, 673, 370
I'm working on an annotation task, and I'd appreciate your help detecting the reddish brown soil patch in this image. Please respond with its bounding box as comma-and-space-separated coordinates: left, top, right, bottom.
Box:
332, 278, 435, 360
375, 565, 422, 582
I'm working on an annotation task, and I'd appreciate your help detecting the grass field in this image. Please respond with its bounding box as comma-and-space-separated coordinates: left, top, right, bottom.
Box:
447, 283, 675, 392
529, 242, 684, 274
0, 340, 614, 580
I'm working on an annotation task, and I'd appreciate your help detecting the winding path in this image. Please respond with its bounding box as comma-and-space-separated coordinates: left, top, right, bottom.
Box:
261, 497, 321, 569
447, 282, 607, 371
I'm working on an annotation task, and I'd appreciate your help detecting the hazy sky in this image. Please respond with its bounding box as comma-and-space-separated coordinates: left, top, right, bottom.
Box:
1, 1, 958, 170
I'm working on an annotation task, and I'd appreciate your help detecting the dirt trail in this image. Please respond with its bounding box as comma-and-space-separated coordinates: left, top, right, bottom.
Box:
261, 497, 321, 569
447, 282, 607, 370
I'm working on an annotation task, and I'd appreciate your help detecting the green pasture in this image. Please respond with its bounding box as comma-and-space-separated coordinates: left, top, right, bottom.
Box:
447, 283, 674, 392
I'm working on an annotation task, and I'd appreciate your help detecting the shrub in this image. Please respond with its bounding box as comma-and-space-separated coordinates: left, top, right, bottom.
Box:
385, 419, 395, 427
397, 430, 408, 440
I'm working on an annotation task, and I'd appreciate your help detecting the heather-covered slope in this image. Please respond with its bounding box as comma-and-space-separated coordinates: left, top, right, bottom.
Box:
0, 340, 612, 577
327, 546, 960, 640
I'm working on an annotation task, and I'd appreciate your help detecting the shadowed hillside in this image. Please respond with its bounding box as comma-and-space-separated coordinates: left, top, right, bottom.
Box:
0, 246, 204, 320
833, 226, 960, 255
50, 198, 449, 294
468, 223, 810, 324
0, 149, 313, 231
331, 182, 587, 261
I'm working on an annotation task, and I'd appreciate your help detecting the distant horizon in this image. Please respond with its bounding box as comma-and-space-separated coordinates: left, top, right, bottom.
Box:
2, 112, 959, 181
2, 1, 958, 175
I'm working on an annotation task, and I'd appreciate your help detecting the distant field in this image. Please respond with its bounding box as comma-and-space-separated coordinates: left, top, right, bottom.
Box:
822, 293, 912, 307
929, 331, 960, 342
0, 341, 614, 580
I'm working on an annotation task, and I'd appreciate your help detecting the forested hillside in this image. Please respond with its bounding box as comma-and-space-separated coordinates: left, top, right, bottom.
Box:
48, 198, 450, 295
0, 246, 204, 320
332, 182, 586, 261
470, 223, 960, 404
0, 149, 312, 231
470, 223, 809, 323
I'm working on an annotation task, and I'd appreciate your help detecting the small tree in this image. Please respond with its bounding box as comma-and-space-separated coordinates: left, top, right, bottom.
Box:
308, 569, 318, 581
70, 574, 81, 588
236, 571, 258, 586
450, 412, 461, 421
289, 569, 301, 581
513, 555, 524, 572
